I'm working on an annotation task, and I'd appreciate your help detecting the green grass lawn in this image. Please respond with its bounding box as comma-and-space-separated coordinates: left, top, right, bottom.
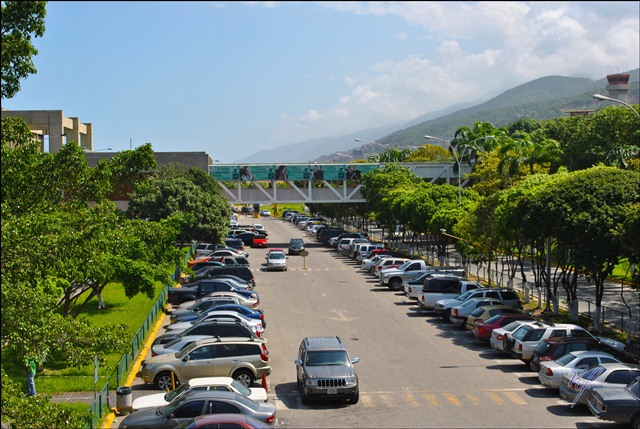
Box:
33, 280, 167, 393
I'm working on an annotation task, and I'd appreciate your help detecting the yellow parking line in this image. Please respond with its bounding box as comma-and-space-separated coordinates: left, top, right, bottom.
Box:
444, 393, 461, 406
360, 393, 375, 408
504, 391, 527, 405
101, 313, 167, 428
465, 393, 481, 405
379, 394, 395, 407
486, 391, 504, 405
403, 392, 420, 407
422, 392, 439, 406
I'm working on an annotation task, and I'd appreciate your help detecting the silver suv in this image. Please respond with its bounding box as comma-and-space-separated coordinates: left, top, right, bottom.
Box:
139, 336, 271, 390
294, 336, 360, 404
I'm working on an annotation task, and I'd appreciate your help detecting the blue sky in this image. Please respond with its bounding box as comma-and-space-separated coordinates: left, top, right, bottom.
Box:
5, 1, 639, 162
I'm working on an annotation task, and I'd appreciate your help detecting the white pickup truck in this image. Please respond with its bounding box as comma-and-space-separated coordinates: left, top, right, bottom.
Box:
379, 259, 435, 291
417, 278, 484, 311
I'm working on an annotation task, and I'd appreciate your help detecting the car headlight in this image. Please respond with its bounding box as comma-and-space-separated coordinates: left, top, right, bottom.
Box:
305, 378, 318, 386
345, 376, 357, 383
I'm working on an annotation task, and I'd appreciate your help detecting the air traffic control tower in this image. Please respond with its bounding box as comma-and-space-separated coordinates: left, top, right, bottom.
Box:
605, 73, 630, 102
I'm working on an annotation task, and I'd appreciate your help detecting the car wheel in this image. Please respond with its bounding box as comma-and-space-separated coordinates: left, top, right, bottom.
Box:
349, 390, 359, 404
233, 369, 255, 387
444, 309, 452, 323
503, 336, 513, 352
154, 371, 177, 390
301, 389, 310, 405
389, 279, 401, 291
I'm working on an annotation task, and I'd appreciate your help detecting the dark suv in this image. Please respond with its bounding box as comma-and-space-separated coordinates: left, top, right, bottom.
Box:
288, 238, 305, 255
152, 320, 258, 347
294, 336, 360, 404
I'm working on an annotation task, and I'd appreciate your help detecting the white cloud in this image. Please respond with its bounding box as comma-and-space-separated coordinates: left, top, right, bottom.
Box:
267, 1, 638, 145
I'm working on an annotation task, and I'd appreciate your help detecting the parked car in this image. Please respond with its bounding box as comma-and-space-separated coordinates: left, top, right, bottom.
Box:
131, 376, 268, 411
294, 336, 359, 404
139, 336, 271, 389
215, 256, 250, 268
265, 249, 288, 271
559, 362, 640, 405
224, 238, 248, 257
172, 304, 266, 328
173, 413, 271, 429
432, 288, 522, 320
151, 335, 212, 357
361, 254, 394, 272
119, 391, 277, 428
252, 234, 268, 248
505, 322, 626, 364
288, 238, 305, 255
152, 320, 259, 348
490, 319, 542, 352
372, 257, 410, 278
169, 297, 242, 323
449, 298, 506, 327
464, 305, 524, 331
173, 291, 259, 312
588, 376, 640, 427
259, 210, 271, 217
473, 313, 536, 343
166, 311, 264, 337
537, 350, 622, 388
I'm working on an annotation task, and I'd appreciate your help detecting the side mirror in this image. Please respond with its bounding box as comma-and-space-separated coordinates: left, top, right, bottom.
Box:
294, 358, 303, 366
351, 357, 360, 364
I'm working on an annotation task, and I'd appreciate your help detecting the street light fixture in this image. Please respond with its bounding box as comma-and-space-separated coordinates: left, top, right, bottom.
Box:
354, 138, 391, 163
335, 152, 356, 162
424, 135, 494, 204
83, 147, 113, 152
592, 94, 640, 117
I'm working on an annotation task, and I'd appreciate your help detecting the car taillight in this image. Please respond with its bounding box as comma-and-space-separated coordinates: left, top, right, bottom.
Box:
518, 343, 522, 351
260, 344, 269, 361
266, 413, 276, 425
260, 313, 265, 321
151, 351, 157, 357
496, 334, 504, 341
453, 309, 458, 316
540, 356, 552, 361
421, 295, 425, 303
256, 330, 261, 338
545, 367, 553, 376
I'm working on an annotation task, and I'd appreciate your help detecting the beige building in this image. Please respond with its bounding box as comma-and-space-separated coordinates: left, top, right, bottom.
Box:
1, 108, 94, 153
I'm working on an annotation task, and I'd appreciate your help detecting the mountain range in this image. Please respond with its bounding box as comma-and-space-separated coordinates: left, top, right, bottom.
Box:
235, 69, 639, 164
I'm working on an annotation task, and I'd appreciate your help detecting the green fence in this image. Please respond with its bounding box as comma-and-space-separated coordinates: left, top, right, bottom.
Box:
87, 242, 196, 428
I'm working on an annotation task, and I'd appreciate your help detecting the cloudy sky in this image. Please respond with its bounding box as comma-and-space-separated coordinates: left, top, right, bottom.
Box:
5, 1, 639, 162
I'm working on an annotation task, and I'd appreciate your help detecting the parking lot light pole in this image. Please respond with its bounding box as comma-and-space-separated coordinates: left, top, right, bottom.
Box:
593, 94, 640, 117
354, 138, 391, 163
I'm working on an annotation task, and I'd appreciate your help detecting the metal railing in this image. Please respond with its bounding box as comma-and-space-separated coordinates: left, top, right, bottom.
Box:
87, 241, 197, 428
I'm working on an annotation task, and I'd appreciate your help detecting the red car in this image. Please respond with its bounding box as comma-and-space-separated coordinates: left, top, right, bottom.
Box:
473, 312, 535, 342
252, 234, 268, 248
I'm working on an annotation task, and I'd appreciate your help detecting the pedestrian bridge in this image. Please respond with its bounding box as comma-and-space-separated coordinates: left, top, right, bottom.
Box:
210, 162, 469, 204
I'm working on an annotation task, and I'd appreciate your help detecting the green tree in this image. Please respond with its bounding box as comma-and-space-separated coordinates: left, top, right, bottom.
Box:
563, 105, 640, 171
127, 163, 231, 244
405, 144, 451, 162
0, 1, 47, 99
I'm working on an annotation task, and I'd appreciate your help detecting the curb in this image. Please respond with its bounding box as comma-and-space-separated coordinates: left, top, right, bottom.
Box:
101, 312, 167, 429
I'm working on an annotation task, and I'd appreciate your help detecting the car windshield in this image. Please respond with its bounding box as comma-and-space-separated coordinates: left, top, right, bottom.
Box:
290, 239, 303, 245
396, 261, 411, 270
555, 353, 578, 366
306, 350, 350, 366
269, 253, 285, 260
483, 315, 502, 325
164, 381, 192, 402
457, 291, 475, 301
231, 379, 252, 396
625, 377, 639, 396
176, 341, 198, 359
503, 321, 523, 332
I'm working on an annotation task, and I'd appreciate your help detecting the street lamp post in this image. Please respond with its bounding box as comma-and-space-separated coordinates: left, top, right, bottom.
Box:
592, 94, 640, 117
354, 138, 391, 163
335, 152, 356, 162
424, 135, 494, 204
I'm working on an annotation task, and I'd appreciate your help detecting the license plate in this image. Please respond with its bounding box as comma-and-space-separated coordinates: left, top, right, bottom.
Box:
327, 389, 337, 395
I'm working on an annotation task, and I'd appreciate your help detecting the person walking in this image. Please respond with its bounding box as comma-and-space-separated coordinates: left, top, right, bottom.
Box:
25, 356, 37, 397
